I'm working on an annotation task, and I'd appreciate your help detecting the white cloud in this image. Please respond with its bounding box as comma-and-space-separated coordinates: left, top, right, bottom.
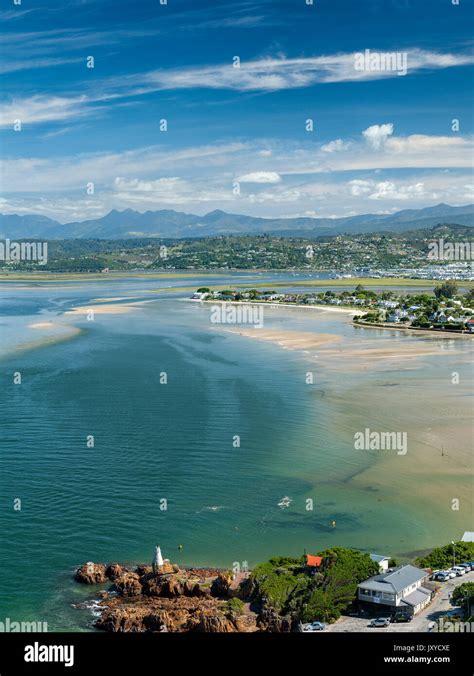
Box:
136, 49, 474, 92
3, 49, 472, 126
348, 179, 435, 201
349, 180, 373, 196
1, 132, 472, 220
237, 171, 282, 183
363, 123, 394, 150
114, 177, 184, 193
0, 95, 96, 126
321, 139, 352, 153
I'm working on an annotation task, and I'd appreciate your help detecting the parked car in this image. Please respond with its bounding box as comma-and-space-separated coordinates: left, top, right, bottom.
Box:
434, 571, 450, 581
459, 563, 472, 572
429, 570, 441, 580
451, 566, 466, 576
369, 617, 391, 628
445, 570, 457, 579
301, 621, 326, 632
392, 613, 413, 623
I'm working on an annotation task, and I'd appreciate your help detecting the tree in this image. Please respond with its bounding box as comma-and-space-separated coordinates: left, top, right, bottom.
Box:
434, 281, 458, 299
464, 288, 474, 302
415, 541, 474, 569
452, 583, 474, 615
197, 287, 210, 293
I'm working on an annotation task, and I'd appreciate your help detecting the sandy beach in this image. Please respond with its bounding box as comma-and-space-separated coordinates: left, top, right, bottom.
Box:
221, 327, 341, 350
64, 300, 149, 316
220, 324, 471, 366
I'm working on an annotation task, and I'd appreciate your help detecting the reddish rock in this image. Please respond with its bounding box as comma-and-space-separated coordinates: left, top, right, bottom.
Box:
75, 562, 107, 584
192, 613, 236, 633
95, 596, 243, 633
257, 608, 293, 632
211, 571, 233, 598
105, 563, 127, 581
134, 564, 152, 576
114, 572, 143, 597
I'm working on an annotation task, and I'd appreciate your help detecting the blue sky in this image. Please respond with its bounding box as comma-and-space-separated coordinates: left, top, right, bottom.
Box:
1, 0, 473, 223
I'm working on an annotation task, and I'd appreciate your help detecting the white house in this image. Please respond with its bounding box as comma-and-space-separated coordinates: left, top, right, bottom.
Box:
358, 565, 431, 616
462, 531, 474, 542
370, 553, 391, 573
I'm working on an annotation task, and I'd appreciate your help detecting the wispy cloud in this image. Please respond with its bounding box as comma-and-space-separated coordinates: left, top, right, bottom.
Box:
137, 49, 474, 92
3, 47, 471, 127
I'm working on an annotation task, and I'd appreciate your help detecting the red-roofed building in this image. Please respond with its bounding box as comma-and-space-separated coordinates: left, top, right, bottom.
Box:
306, 555, 322, 568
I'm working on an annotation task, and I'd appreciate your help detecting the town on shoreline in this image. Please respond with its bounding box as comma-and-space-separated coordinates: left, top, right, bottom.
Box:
192, 281, 474, 335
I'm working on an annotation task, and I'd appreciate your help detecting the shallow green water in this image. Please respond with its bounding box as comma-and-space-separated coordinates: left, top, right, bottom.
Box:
0, 276, 472, 630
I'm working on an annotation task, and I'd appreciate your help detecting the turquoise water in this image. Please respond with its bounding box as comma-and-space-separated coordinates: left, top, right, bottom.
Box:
0, 274, 472, 630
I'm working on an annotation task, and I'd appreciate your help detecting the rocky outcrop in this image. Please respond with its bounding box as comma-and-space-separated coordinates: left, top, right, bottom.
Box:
75, 562, 107, 584
257, 608, 293, 633
210, 571, 233, 598
95, 596, 244, 633
193, 613, 236, 633
105, 563, 127, 581
73, 560, 283, 632
113, 572, 142, 597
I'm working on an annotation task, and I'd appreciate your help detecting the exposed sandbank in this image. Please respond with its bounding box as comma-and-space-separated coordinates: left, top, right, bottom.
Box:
65, 300, 150, 316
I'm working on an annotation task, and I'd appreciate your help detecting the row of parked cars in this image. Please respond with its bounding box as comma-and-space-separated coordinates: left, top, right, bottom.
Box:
368, 613, 413, 628
431, 561, 474, 582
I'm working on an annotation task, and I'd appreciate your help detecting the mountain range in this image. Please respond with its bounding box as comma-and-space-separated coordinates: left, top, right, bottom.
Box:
1, 203, 473, 240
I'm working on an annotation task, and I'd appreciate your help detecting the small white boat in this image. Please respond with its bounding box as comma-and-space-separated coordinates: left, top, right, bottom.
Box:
277, 496, 292, 509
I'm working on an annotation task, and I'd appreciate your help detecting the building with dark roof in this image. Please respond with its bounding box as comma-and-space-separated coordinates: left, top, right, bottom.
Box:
358, 564, 431, 616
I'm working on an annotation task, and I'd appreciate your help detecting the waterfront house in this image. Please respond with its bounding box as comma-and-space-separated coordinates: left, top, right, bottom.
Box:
358, 565, 431, 616
387, 313, 400, 323
305, 554, 322, 574
370, 554, 391, 573
462, 531, 474, 542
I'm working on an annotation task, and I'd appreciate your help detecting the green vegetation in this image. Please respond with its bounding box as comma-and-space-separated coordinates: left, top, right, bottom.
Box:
452, 582, 474, 613
415, 541, 474, 569
249, 556, 308, 614
223, 598, 245, 616
247, 549, 379, 623
434, 280, 458, 299
2, 223, 471, 274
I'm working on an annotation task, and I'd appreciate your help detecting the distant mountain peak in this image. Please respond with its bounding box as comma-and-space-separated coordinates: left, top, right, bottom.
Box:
0, 203, 472, 240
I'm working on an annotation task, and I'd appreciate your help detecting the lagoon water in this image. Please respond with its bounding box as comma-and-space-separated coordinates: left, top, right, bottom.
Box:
0, 273, 472, 630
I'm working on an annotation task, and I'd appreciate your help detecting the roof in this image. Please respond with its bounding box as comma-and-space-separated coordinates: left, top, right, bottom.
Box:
399, 588, 430, 607
306, 555, 322, 567
370, 554, 390, 563
358, 565, 427, 594
462, 531, 474, 542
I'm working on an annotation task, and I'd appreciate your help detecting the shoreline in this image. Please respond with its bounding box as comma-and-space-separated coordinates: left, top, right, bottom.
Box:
190, 298, 474, 336
187, 297, 362, 316
353, 319, 474, 339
